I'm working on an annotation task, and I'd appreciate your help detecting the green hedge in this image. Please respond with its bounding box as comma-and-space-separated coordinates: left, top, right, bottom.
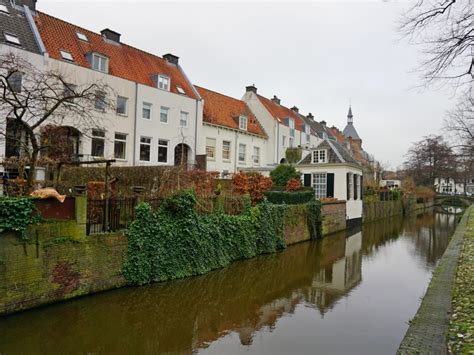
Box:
123, 190, 293, 285
0, 197, 41, 239
264, 190, 315, 205
270, 186, 314, 192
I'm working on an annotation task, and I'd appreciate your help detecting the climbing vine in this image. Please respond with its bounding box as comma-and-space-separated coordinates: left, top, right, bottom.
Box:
0, 197, 41, 239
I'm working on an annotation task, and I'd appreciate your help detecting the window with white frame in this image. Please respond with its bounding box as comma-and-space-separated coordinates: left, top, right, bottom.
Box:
312, 173, 327, 199
253, 146, 260, 165
94, 91, 106, 111
142, 102, 152, 119
91, 129, 105, 157
282, 135, 286, 147
114, 133, 127, 160
206, 138, 216, 160
348, 172, 353, 199
176, 86, 185, 95
60, 50, 74, 62
157, 75, 170, 91
289, 137, 294, 148
222, 140, 231, 161
140, 137, 151, 162
8, 72, 22, 93
312, 149, 327, 163
116, 96, 128, 115
160, 106, 169, 123
76, 32, 88, 42
239, 116, 248, 131
180, 111, 188, 127
91, 53, 108, 73
238, 143, 246, 163
158, 139, 168, 163
4, 32, 20, 45
289, 118, 295, 137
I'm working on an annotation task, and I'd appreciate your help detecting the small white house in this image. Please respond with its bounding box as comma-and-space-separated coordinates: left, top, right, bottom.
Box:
298, 138, 364, 223
434, 177, 468, 195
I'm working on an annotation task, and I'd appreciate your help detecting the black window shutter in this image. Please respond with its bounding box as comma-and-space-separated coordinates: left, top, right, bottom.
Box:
304, 173, 312, 187
353, 174, 358, 200
360, 175, 363, 200
346, 172, 350, 200
326, 173, 334, 198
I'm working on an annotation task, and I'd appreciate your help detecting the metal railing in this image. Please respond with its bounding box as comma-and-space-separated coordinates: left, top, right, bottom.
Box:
86, 197, 137, 235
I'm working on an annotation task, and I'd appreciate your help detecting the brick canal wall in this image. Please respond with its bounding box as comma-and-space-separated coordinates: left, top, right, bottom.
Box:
363, 198, 433, 223
0, 199, 346, 316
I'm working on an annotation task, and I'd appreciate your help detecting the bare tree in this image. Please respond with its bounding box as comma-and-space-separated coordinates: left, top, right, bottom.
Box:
445, 87, 474, 150
400, 0, 473, 88
0, 52, 114, 192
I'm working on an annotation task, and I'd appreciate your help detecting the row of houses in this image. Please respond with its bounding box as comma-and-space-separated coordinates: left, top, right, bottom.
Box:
0, 0, 377, 221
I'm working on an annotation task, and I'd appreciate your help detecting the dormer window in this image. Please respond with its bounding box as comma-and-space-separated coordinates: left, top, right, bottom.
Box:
76, 32, 88, 42
4, 32, 20, 45
0, 4, 9, 13
239, 116, 248, 131
312, 149, 327, 163
176, 86, 185, 95
91, 53, 108, 73
60, 50, 74, 62
157, 75, 170, 91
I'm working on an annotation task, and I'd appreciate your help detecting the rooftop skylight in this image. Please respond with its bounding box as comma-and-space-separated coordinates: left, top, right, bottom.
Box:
76, 32, 88, 42
176, 86, 186, 95
4, 32, 20, 45
0, 4, 9, 14
60, 50, 74, 61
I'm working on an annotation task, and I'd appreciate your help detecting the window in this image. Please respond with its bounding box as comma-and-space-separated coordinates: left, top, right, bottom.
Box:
114, 133, 127, 160
306, 134, 311, 144
348, 173, 353, 200
91, 53, 108, 73
312, 173, 327, 199
239, 116, 248, 131
176, 86, 185, 95
253, 146, 260, 165
222, 141, 231, 161
238, 143, 246, 163
289, 118, 295, 137
63, 83, 77, 102
91, 129, 105, 157
142, 102, 152, 119
76, 32, 88, 42
158, 139, 168, 163
180, 111, 188, 127
160, 106, 169, 123
140, 137, 151, 161
206, 138, 216, 160
4, 32, 20, 45
312, 150, 327, 163
116, 96, 128, 115
94, 91, 106, 111
8, 72, 22, 93
305, 125, 311, 144
0, 4, 9, 14
289, 137, 294, 148
60, 50, 74, 61
282, 135, 286, 147
157, 75, 170, 91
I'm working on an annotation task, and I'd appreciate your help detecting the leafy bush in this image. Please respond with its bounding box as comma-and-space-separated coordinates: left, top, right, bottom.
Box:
286, 178, 302, 192
270, 165, 301, 186
123, 190, 292, 285
0, 197, 41, 239
232, 171, 273, 205
264, 190, 315, 205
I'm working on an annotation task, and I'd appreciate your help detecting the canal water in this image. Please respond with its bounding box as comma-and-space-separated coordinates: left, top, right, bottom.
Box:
0, 210, 457, 355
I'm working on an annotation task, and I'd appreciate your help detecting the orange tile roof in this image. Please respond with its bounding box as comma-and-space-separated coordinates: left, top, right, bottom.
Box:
34, 12, 197, 99
256, 94, 305, 131
328, 127, 346, 144
196, 86, 267, 137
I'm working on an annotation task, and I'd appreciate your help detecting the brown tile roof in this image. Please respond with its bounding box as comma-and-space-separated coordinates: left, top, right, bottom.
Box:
256, 94, 305, 131
196, 86, 266, 137
328, 127, 346, 144
34, 12, 197, 99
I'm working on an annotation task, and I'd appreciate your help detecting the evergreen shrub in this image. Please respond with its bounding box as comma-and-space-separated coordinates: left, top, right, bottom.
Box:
264, 190, 315, 205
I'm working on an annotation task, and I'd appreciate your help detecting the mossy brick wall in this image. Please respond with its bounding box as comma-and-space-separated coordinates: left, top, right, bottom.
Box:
0, 219, 127, 316
321, 201, 347, 236
363, 200, 404, 223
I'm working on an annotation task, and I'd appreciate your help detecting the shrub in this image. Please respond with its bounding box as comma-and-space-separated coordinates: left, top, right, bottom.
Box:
0, 197, 41, 239
270, 164, 301, 186
286, 178, 302, 192
232, 171, 272, 205
264, 190, 314, 205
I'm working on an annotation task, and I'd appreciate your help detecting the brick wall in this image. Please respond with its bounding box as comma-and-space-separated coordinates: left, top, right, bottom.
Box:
321, 201, 347, 235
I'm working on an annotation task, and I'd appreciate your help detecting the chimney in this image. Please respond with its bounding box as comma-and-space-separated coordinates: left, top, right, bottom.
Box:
17, 0, 36, 11
307, 113, 314, 120
163, 53, 179, 65
101, 28, 121, 43
291, 106, 299, 113
320, 120, 326, 126
246, 85, 257, 94
271, 95, 281, 105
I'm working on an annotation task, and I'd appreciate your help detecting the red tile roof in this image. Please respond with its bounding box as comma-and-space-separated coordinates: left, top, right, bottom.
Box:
256, 94, 305, 131
34, 12, 197, 99
196, 86, 267, 137
328, 127, 346, 144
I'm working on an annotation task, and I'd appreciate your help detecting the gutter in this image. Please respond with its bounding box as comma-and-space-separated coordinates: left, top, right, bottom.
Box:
23, 5, 47, 55
132, 83, 138, 165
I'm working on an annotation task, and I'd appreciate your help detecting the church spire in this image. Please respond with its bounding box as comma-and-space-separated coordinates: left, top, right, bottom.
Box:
347, 105, 353, 124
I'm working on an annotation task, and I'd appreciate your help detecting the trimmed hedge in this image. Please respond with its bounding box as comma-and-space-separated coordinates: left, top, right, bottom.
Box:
264, 190, 315, 205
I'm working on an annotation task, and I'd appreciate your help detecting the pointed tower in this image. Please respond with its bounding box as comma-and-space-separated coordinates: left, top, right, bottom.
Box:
342, 105, 360, 140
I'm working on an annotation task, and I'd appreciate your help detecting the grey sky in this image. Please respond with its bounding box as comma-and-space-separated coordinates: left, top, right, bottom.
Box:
40, 0, 456, 168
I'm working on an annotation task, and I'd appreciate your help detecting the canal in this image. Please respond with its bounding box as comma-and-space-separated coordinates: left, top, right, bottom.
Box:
0, 210, 458, 355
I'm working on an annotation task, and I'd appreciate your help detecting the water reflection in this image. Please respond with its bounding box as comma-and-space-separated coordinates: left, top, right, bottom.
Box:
0, 211, 457, 355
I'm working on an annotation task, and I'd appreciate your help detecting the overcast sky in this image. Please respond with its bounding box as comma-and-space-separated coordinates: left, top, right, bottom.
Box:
40, 0, 456, 169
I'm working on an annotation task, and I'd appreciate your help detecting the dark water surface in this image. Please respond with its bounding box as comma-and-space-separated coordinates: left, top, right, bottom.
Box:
0, 211, 457, 355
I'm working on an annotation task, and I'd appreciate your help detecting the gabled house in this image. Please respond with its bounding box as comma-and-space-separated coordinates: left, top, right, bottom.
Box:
298, 138, 363, 222
195, 86, 267, 175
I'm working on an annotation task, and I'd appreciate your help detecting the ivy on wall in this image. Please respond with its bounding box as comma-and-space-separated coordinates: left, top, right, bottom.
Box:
123, 190, 321, 285
0, 197, 41, 239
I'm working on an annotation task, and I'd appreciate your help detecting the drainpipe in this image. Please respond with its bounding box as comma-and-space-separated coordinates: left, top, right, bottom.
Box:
276, 121, 280, 164
132, 83, 138, 166
234, 131, 238, 172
